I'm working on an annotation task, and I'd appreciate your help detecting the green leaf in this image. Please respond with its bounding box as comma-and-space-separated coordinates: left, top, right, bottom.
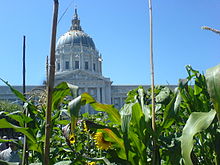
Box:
206, 64, 220, 121
161, 93, 177, 129
101, 128, 124, 149
129, 130, 146, 163
131, 103, 147, 138
0, 160, 9, 165
0, 139, 13, 143
155, 87, 171, 103
120, 103, 133, 133
81, 93, 121, 124
53, 82, 78, 110
137, 88, 151, 122
100, 128, 126, 159
7, 114, 32, 127
54, 161, 72, 165
120, 103, 133, 160
0, 118, 41, 153
68, 95, 82, 132
174, 88, 182, 113
0, 119, 34, 142
55, 119, 69, 125
84, 120, 108, 132
194, 82, 203, 95
0, 78, 26, 102
179, 109, 216, 165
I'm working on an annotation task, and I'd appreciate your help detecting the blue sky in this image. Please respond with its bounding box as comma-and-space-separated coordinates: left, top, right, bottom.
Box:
0, 0, 219, 86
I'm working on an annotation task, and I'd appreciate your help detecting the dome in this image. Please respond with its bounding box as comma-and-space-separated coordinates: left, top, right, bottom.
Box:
55, 8, 103, 76
56, 8, 96, 50
56, 30, 96, 50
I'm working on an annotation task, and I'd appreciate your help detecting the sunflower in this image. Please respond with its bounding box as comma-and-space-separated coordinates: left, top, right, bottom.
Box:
93, 132, 111, 150
87, 162, 96, 165
69, 133, 75, 144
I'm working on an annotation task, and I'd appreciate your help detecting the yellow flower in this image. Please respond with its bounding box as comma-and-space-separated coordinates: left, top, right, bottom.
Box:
87, 162, 96, 165
69, 133, 75, 144
83, 121, 88, 132
94, 132, 111, 150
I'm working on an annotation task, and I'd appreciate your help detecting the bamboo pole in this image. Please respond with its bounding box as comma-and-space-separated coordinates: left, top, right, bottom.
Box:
148, 0, 158, 164
46, 56, 49, 85
22, 36, 26, 100
44, 1, 59, 164
22, 35, 28, 165
148, 0, 155, 133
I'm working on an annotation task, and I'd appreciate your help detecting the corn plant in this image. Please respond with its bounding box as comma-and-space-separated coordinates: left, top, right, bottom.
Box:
179, 65, 220, 165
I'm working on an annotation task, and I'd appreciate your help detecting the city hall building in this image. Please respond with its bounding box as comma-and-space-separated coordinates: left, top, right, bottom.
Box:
0, 9, 173, 111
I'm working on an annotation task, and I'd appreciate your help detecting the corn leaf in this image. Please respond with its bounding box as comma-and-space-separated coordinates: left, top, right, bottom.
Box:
120, 103, 133, 133
0, 118, 42, 153
0, 78, 26, 102
179, 109, 216, 165
100, 128, 126, 160
161, 93, 177, 129
206, 64, 220, 122
53, 82, 78, 110
68, 95, 81, 132
81, 93, 121, 124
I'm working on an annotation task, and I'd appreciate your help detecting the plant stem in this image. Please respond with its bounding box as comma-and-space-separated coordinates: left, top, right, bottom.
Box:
44, 1, 59, 164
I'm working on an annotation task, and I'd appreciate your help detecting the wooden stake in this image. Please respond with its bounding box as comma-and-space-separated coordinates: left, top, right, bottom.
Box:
148, 0, 159, 164
22, 35, 28, 165
44, 1, 59, 164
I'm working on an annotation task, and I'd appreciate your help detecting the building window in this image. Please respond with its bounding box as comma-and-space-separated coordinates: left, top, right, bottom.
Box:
65, 61, 69, 69
57, 63, 60, 71
85, 61, 89, 70
93, 63, 96, 71
75, 61, 79, 69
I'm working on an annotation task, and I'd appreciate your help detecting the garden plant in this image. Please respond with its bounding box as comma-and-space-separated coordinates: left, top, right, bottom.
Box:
0, 65, 219, 164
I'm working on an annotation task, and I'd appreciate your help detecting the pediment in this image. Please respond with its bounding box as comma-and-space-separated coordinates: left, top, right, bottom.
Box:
55, 70, 110, 82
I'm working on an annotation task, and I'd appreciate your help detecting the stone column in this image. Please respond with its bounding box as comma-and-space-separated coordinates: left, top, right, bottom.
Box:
102, 86, 105, 103
105, 83, 111, 104
80, 54, 82, 69
60, 54, 63, 71
70, 54, 73, 70
91, 54, 93, 72
97, 87, 100, 102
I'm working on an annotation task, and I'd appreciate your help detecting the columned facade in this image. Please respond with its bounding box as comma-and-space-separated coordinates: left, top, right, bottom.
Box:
54, 8, 112, 113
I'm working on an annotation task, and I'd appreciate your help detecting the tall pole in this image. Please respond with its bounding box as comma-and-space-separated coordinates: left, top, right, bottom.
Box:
148, 0, 158, 164
23, 36, 26, 96
44, 0, 59, 164
46, 56, 49, 85
22, 35, 28, 165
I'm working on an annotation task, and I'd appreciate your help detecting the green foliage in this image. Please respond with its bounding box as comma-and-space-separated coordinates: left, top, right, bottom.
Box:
0, 100, 22, 113
178, 65, 219, 165
206, 64, 220, 122
180, 110, 216, 165
1, 65, 220, 164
